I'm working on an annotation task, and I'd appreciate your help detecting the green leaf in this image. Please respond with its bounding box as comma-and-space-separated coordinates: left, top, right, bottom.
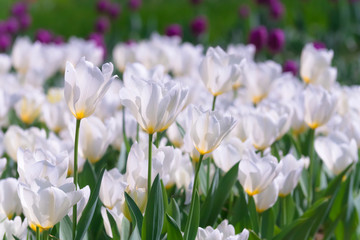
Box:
75, 168, 105, 240
60, 215, 72, 240
200, 168, 219, 226
200, 162, 239, 227
230, 184, 251, 230
125, 192, 144, 234
273, 164, 353, 240
184, 190, 200, 240
175, 122, 185, 138
141, 175, 164, 240
248, 230, 261, 240
106, 210, 120, 240
167, 198, 181, 227
166, 214, 183, 240
79, 160, 96, 191
260, 208, 274, 239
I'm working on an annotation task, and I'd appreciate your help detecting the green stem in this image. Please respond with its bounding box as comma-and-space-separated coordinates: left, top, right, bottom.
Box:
188, 154, 204, 217
155, 131, 161, 148
148, 133, 153, 197
280, 196, 287, 227
136, 123, 139, 142
259, 212, 263, 237
36, 227, 41, 240
43, 229, 49, 240
307, 129, 315, 207
122, 108, 131, 152
212, 95, 217, 111
206, 158, 210, 193
72, 119, 81, 239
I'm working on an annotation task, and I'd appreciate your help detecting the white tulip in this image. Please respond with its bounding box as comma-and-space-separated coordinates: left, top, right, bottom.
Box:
64, 57, 116, 120
199, 46, 245, 96
253, 180, 279, 213
120, 64, 189, 134
17, 148, 69, 187
78, 116, 116, 163
190, 106, 236, 155
100, 169, 128, 210
304, 86, 336, 129
0, 178, 22, 219
275, 154, 309, 197
196, 220, 249, 240
300, 43, 337, 89
238, 151, 280, 196
0, 216, 28, 240
17, 180, 83, 231
315, 132, 358, 175
244, 61, 282, 104
14, 90, 44, 125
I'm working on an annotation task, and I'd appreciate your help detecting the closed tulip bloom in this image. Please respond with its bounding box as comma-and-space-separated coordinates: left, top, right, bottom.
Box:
238, 151, 280, 196
199, 46, 245, 96
120, 65, 189, 134
315, 132, 358, 175
79, 116, 116, 163
253, 180, 279, 213
244, 61, 282, 104
0, 178, 22, 219
190, 106, 236, 155
17, 181, 83, 231
300, 43, 337, 89
64, 57, 116, 120
243, 110, 287, 150
275, 154, 309, 197
304, 86, 336, 129
100, 169, 128, 210
4, 126, 47, 161
0, 216, 28, 240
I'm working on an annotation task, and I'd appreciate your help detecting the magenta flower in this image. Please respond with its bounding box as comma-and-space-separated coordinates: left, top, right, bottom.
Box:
129, 0, 142, 11
249, 26, 268, 51
283, 60, 298, 76
238, 5, 250, 19
269, 0, 284, 19
5, 17, 19, 34
18, 14, 31, 30
95, 17, 110, 33
108, 3, 121, 19
165, 24, 182, 37
190, 16, 208, 36
11, 2, 28, 17
96, 0, 110, 13
0, 34, 11, 52
267, 28, 285, 53
35, 29, 52, 44
313, 41, 326, 49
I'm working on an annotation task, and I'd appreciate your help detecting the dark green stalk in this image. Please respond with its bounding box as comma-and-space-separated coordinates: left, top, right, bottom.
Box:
72, 119, 81, 239
148, 133, 153, 197
212, 96, 217, 111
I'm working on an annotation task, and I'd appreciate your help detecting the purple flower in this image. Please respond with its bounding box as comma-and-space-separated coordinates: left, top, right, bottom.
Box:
95, 17, 110, 33
0, 34, 11, 52
18, 13, 31, 30
267, 28, 285, 53
89, 32, 107, 59
35, 29, 52, 44
108, 3, 121, 19
238, 5, 250, 19
190, 0, 203, 5
0, 22, 6, 34
256, 0, 271, 5
248, 26, 268, 51
5, 17, 19, 34
283, 60, 298, 76
96, 0, 110, 13
165, 24, 182, 37
129, 0, 142, 11
190, 16, 208, 36
269, 0, 284, 20
11, 2, 28, 17
313, 41, 326, 49
53, 36, 64, 45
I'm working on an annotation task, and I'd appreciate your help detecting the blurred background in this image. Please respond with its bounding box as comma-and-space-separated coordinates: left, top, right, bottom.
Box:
0, 0, 360, 84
